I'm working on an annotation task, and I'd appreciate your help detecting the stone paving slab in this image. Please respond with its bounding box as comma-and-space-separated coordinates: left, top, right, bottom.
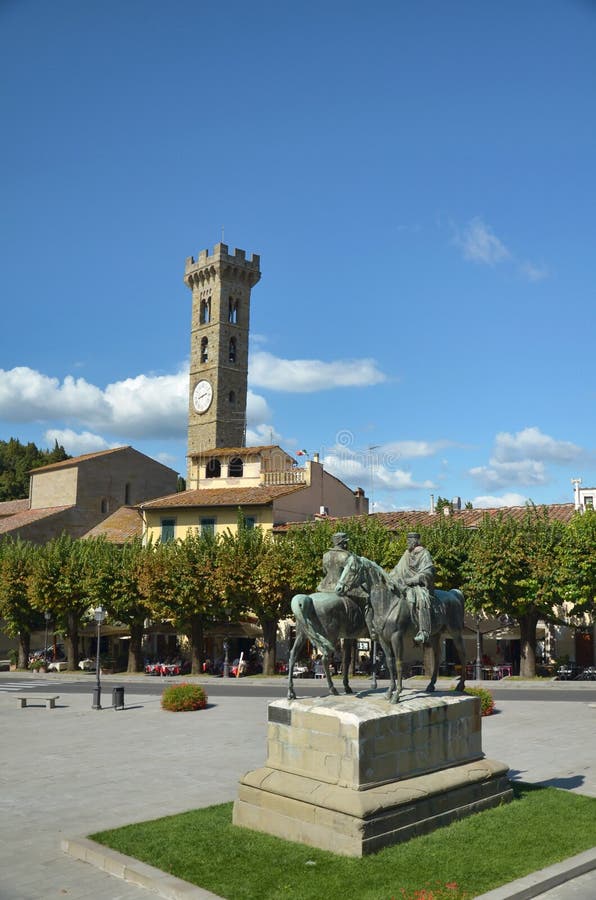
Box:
0, 678, 594, 899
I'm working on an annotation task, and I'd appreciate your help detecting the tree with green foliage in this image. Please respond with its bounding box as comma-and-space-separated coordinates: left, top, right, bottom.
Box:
557, 509, 596, 620
0, 539, 42, 668
0, 437, 70, 501
343, 516, 402, 569
83, 537, 154, 672
28, 533, 96, 669
215, 515, 273, 668
140, 532, 222, 674
463, 508, 565, 677
282, 519, 335, 594
421, 519, 474, 592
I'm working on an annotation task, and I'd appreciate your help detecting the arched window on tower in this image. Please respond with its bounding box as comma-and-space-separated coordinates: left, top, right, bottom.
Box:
229, 337, 237, 363
200, 337, 208, 363
228, 297, 238, 324
228, 457, 243, 478
200, 297, 211, 324
205, 458, 221, 479
229, 390, 235, 404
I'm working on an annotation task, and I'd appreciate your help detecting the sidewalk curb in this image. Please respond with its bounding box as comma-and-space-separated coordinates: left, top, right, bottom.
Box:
472, 846, 596, 899
63, 836, 596, 900
62, 836, 224, 900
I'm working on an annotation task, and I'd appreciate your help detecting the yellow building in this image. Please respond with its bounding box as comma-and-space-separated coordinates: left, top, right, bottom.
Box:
141, 445, 367, 542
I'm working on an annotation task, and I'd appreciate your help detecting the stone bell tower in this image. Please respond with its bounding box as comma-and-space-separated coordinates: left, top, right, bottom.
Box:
184, 243, 261, 471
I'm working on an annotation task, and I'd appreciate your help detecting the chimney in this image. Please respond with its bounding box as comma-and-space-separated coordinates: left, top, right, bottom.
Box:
430, 494, 436, 515
572, 478, 582, 511
443, 505, 450, 516
313, 452, 320, 463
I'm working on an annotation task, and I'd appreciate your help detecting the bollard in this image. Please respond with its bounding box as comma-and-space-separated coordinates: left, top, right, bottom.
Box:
112, 686, 125, 710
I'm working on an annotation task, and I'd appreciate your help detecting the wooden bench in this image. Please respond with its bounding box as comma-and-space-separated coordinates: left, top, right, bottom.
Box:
17, 695, 60, 709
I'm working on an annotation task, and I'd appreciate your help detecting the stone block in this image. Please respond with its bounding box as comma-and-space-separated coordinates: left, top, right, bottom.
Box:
235, 691, 511, 856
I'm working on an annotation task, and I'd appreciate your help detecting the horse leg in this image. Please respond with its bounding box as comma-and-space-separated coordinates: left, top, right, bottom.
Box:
378, 635, 396, 701
323, 651, 338, 695
287, 630, 306, 701
386, 629, 402, 704
452, 631, 467, 692
425, 635, 440, 693
343, 639, 353, 694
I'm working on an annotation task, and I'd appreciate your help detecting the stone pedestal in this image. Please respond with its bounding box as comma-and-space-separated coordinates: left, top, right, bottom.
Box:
233, 690, 512, 856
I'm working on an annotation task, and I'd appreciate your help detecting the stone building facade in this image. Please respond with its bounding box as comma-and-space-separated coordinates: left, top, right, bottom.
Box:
0, 446, 177, 544
185, 243, 260, 475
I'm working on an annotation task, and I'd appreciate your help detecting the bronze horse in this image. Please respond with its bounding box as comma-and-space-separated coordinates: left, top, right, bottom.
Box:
287, 554, 467, 703
287, 591, 366, 700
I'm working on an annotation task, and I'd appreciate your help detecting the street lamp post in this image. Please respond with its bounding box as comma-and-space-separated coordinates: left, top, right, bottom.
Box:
475, 614, 482, 682
222, 639, 230, 678
92, 606, 106, 710
43, 611, 51, 663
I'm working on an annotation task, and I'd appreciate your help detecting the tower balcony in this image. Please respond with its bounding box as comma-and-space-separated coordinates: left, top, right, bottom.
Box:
261, 469, 306, 486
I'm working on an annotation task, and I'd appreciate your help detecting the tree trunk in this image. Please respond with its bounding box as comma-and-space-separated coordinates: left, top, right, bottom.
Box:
519, 611, 539, 678
127, 620, 145, 672
18, 632, 30, 669
260, 617, 278, 676
189, 615, 204, 675
65, 612, 79, 670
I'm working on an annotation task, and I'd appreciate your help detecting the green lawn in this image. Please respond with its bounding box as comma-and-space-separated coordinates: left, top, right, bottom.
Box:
91, 784, 596, 900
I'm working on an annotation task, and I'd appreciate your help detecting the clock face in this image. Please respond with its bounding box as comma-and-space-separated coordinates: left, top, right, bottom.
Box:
193, 379, 213, 414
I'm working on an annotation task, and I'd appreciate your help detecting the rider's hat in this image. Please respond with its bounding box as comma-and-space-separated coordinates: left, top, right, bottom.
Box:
332, 532, 348, 546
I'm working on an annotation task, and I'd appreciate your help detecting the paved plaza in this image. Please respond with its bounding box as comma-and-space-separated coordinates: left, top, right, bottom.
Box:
0, 676, 594, 899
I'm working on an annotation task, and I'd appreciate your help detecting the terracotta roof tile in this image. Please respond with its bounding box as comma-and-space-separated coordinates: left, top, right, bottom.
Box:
274, 503, 576, 532
29, 446, 131, 474
0, 505, 73, 535
187, 444, 290, 458
83, 506, 144, 543
372, 503, 576, 529
0, 498, 29, 517
141, 483, 306, 510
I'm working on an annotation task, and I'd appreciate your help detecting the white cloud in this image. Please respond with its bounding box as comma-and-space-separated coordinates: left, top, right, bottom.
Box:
519, 261, 549, 282
469, 427, 582, 490
453, 219, 549, 282
249, 351, 386, 393
322, 449, 435, 493
456, 217, 510, 266
380, 440, 452, 459
471, 493, 529, 509
246, 423, 283, 446
43, 429, 118, 456
0, 365, 185, 438
493, 427, 581, 464
246, 390, 272, 426
469, 459, 547, 488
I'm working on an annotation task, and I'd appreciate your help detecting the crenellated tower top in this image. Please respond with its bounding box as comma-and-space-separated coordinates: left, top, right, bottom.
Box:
184, 243, 261, 290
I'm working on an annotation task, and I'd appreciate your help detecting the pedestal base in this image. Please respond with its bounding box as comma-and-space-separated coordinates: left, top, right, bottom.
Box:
235, 757, 511, 856
233, 691, 512, 856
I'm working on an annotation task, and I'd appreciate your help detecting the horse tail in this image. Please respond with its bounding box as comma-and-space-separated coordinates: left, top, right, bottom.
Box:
291, 593, 336, 657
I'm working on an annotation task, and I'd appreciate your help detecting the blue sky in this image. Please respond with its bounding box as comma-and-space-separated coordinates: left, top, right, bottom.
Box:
1, 0, 594, 511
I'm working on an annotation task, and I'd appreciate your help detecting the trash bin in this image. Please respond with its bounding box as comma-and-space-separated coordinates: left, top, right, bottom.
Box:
112, 686, 125, 710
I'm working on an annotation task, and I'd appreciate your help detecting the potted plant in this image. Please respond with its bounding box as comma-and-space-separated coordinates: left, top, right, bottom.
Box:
29, 657, 47, 673
9, 648, 18, 671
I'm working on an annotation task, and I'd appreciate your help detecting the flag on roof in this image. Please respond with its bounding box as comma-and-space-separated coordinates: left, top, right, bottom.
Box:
296, 449, 308, 456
